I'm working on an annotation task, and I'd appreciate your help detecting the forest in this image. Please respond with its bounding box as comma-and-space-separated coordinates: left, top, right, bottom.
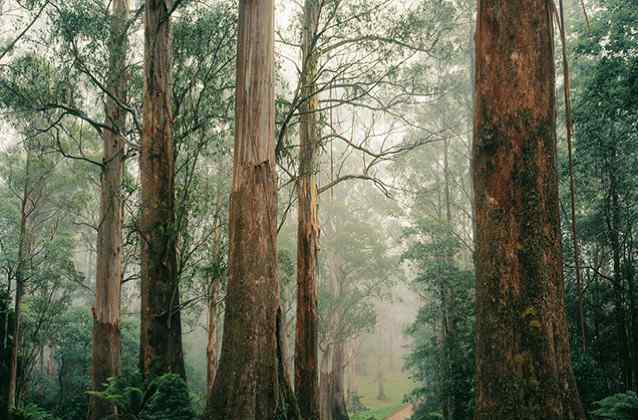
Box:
0, 0, 636, 419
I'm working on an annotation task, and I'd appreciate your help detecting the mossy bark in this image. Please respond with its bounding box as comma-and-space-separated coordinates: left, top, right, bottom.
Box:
88, 1, 128, 418
472, 1, 585, 419
139, 0, 185, 381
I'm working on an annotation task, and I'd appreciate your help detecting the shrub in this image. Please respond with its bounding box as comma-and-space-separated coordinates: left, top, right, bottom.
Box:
90, 373, 195, 420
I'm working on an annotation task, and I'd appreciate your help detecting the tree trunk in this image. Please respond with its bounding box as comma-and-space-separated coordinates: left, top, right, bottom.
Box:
441, 136, 462, 420
7, 150, 31, 417
472, 1, 585, 419
320, 346, 334, 420
88, 1, 127, 418
204, 2, 299, 418
295, 1, 321, 419
139, 0, 185, 381
330, 341, 349, 420
207, 278, 221, 392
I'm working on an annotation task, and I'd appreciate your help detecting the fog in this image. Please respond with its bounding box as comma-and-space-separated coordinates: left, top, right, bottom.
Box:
0, 0, 627, 420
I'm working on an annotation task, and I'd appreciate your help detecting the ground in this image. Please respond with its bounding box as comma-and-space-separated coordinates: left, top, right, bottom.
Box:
351, 374, 415, 420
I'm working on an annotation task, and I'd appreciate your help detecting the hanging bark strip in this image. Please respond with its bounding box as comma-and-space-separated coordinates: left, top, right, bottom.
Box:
472, 0, 586, 418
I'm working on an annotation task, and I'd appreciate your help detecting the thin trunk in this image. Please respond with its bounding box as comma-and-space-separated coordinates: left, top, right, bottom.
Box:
472, 1, 585, 418
557, 0, 587, 352
321, 249, 341, 420
376, 367, 386, 401
8, 150, 31, 415
295, 0, 321, 418
88, 1, 128, 418
442, 137, 460, 420
205, 2, 299, 418
206, 279, 221, 393
139, 0, 185, 381
206, 215, 224, 392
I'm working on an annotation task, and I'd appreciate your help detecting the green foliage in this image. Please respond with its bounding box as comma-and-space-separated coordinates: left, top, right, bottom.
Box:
143, 374, 196, 420
561, 0, 638, 403
90, 374, 195, 420
10, 404, 61, 420
591, 392, 638, 420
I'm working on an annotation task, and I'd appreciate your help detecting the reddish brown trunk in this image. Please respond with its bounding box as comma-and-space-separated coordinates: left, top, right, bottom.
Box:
204, 2, 299, 419
139, 0, 185, 381
295, 0, 321, 419
472, 1, 585, 419
88, 1, 128, 418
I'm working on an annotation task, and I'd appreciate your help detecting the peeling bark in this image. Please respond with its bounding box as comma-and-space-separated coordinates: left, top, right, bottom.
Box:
204, 2, 299, 418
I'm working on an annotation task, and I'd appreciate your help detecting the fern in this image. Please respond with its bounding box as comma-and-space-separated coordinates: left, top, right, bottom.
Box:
592, 392, 638, 420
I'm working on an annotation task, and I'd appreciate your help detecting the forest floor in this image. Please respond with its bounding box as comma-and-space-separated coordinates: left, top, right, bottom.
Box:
351, 374, 415, 419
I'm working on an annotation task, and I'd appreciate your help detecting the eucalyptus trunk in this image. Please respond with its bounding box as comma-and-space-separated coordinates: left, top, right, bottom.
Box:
205, 2, 299, 418
295, 0, 321, 419
88, 1, 128, 418
472, 1, 585, 418
139, 0, 185, 381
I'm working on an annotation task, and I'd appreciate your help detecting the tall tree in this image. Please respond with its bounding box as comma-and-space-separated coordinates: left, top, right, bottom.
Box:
205, 1, 298, 419
88, 0, 128, 417
7, 148, 32, 416
139, 0, 185, 380
295, 0, 321, 418
472, 1, 585, 419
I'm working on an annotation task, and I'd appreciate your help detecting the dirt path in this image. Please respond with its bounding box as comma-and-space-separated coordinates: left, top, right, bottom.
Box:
386, 404, 414, 420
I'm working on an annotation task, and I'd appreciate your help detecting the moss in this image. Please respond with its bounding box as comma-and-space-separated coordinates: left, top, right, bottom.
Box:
522, 307, 537, 319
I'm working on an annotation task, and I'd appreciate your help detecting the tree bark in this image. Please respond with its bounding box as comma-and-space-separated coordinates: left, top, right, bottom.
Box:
472, 1, 585, 419
204, 2, 299, 418
139, 0, 185, 381
295, 1, 321, 419
88, 1, 128, 418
